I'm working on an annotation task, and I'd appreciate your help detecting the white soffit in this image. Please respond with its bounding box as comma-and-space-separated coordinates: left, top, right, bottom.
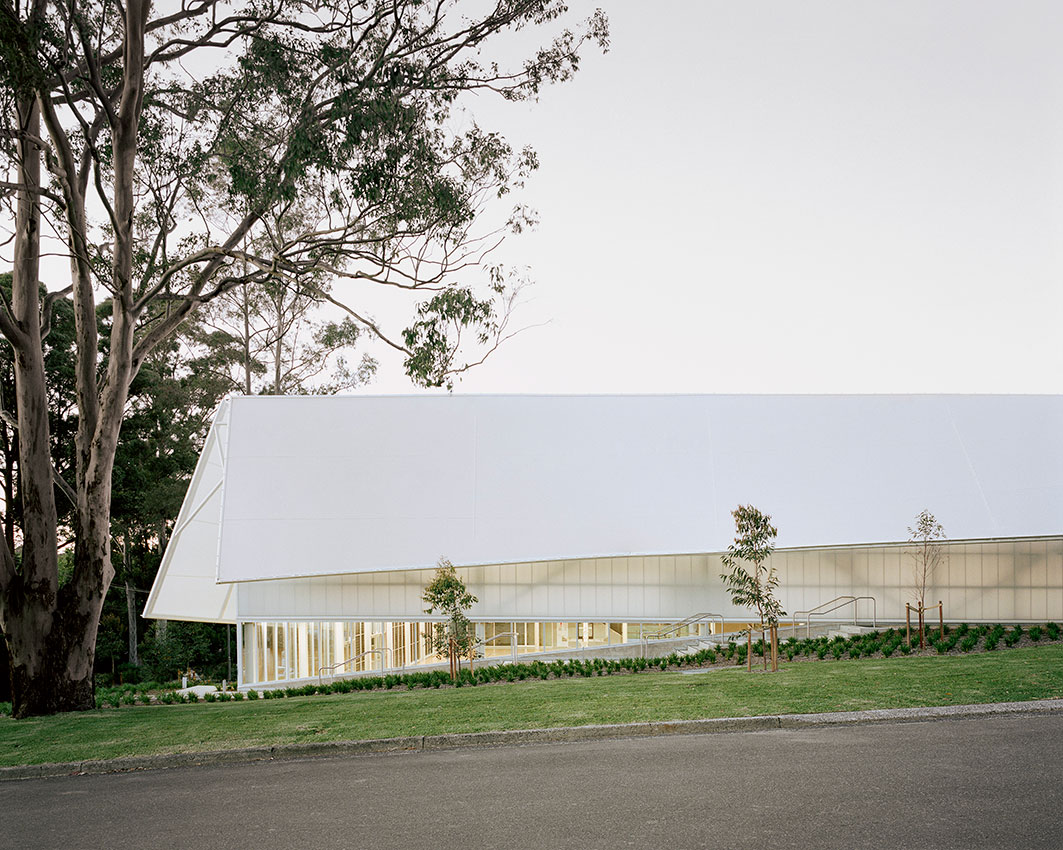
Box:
143, 400, 236, 622
212, 394, 1063, 583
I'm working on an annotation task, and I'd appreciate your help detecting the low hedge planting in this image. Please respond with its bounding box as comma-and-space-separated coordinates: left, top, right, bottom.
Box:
81, 621, 1063, 710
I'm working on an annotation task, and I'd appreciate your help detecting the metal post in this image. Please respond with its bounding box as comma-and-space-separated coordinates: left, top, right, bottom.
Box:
939, 601, 944, 641
236, 622, 245, 689
906, 604, 911, 647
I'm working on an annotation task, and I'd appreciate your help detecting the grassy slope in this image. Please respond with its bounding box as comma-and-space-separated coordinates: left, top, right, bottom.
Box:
2, 644, 1062, 767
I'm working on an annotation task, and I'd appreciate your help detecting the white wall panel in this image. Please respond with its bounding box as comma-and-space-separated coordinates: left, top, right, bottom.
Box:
234, 538, 1063, 624
210, 394, 1063, 584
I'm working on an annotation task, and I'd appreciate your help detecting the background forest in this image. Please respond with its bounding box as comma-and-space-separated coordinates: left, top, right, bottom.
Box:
0, 269, 377, 695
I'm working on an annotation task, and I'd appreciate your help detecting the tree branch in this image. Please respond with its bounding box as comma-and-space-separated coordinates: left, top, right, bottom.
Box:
0, 180, 67, 208
40, 284, 72, 340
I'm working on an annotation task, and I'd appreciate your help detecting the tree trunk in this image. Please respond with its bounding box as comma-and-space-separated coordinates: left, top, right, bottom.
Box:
0, 88, 89, 718
125, 580, 138, 667
6, 605, 98, 716
0, 626, 10, 703
273, 290, 284, 394
5, 512, 109, 716
120, 532, 138, 667
242, 284, 253, 394
1, 422, 16, 556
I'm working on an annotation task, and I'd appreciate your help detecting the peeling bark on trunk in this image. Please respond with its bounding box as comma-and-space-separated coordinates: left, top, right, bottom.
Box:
7, 592, 101, 715
0, 88, 97, 717
0, 0, 146, 717
0, 627, 10, 703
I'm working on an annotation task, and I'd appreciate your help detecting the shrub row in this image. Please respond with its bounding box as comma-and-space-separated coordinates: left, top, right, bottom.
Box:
87, 622, 1063, 709
255, 650, 727, 699
758, 621, 1062, 664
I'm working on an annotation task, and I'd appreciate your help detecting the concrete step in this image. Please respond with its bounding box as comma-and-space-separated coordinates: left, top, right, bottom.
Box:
828, 624, 878, 638
675, 640, 718, 657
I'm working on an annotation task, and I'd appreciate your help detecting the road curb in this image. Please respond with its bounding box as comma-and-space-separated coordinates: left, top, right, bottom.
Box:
3, 698, 1062, 782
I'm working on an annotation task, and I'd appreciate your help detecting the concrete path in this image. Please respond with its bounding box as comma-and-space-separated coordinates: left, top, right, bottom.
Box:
2, 707, 1062, 849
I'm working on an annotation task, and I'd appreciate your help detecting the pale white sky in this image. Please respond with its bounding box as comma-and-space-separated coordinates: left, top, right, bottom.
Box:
360, 0, 1063, 395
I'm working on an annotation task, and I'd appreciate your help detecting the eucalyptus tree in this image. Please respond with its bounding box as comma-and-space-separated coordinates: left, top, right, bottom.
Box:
0, 274, 79, 555
190, 205, 378, 396
0, 0, 608, 716
720, 504, 784, 672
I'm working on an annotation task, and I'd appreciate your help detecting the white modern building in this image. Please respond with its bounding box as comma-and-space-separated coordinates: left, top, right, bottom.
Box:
144, 394, 1063, 688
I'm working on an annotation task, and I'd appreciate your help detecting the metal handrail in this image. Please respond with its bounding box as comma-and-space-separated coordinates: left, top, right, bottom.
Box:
641, 613, 725, 657
317, 648, 388, 684
791, 595, 877, 638
474, 632, 520, 663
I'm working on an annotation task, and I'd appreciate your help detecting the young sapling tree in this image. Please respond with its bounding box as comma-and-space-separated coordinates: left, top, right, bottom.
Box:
422, 558, 478, 682
907, 509, 947, 648
720, 505, 785, 672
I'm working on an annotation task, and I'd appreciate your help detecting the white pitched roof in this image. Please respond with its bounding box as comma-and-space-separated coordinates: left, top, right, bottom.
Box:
143, 399, 236, 622
144, 393, 1062, 618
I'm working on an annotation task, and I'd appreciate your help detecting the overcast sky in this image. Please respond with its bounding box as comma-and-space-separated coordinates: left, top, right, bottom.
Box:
358, 0, 1063, 396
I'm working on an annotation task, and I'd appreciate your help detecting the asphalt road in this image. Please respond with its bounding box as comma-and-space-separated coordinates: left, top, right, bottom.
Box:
2, 713, 1061, 850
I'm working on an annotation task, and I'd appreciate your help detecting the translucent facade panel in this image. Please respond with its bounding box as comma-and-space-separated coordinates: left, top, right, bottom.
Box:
982, 550, 999, 620
231, 537, 1062, 659
819, 549, 837, 590
674, 556, 692, 592
1022, 540, 1043, 620
867, 548, 885, 600
659, 557, 676, 593
852, 549, 870, 596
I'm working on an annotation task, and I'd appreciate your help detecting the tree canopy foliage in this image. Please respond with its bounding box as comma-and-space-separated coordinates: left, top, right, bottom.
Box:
0, 0, 608, 716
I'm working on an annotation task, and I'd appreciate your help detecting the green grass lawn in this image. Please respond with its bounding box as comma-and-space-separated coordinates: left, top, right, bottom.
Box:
2, 644, 1062, 767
